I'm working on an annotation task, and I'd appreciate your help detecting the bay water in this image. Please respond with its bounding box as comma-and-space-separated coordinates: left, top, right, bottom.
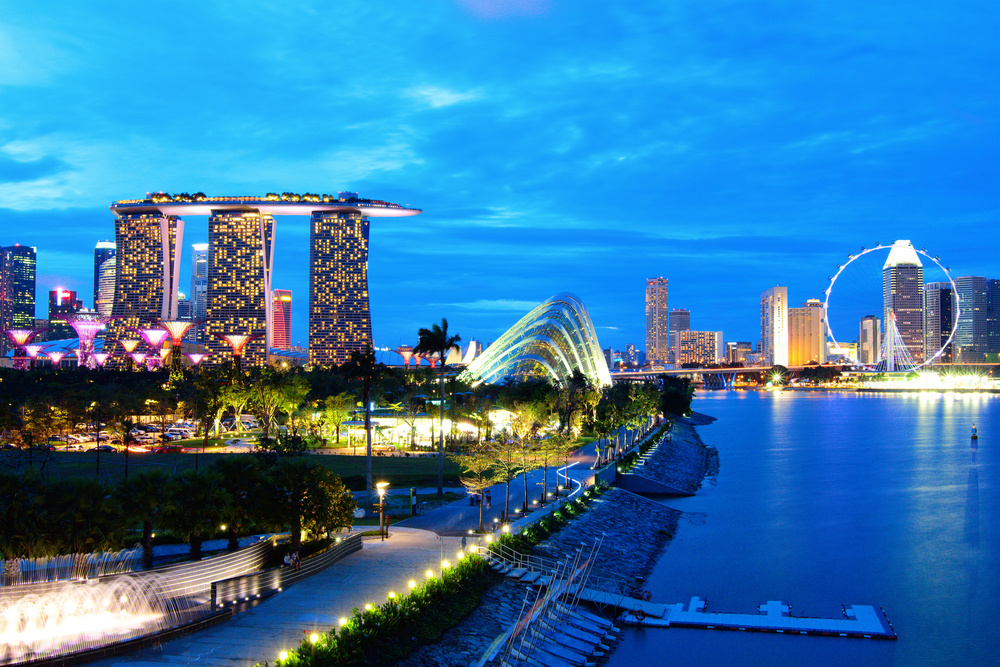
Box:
606, 390, 999, 666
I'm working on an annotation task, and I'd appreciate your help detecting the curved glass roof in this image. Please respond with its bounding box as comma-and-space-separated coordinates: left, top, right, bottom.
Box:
459, 293, 611, 387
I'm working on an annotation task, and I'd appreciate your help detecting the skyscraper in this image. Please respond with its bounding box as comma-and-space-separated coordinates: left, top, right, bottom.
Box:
93, 240, 115, 310
644, 278, 669, 364
882, 240, 924, 364
859, 315, 882, 365
190, 243, 208, 342
48, 288, 83, 340
205, 211, 274, 367
760, 286, 788, 366
0, 244, 37, 355
725, 341, 753, 365
922, 282, 954, 364
272, 289, 292, 350
787, 299, 827, 366
987, 279, 1000, 358
96, 255, 117, 317
309, 211, 372, 366
667, 308, 690, 364
107, 212, 184, 342
953, 276, 988, 363
677, 330, 724, 366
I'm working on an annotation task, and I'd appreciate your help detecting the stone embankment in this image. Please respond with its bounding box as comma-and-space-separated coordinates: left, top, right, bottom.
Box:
392, 413, 717, 667
634, 413, 719, 494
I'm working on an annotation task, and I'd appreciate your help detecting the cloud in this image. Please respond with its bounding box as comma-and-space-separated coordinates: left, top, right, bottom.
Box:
431, 299, 540, 312
405, 86, 483, 109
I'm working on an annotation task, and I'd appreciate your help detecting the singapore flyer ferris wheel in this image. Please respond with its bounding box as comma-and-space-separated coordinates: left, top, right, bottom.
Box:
822, 240, 960, 373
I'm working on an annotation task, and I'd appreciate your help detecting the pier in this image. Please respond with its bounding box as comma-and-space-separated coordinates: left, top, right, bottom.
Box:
617, 596, 897, 640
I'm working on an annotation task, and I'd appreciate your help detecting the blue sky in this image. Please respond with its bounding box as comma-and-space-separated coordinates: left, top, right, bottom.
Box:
1, 1, 997, 352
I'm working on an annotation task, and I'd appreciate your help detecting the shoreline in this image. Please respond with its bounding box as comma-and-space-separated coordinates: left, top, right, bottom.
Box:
392, 414, 717, 667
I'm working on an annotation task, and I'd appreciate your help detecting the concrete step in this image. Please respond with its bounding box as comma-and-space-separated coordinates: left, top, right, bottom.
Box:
520, 571, 541, 584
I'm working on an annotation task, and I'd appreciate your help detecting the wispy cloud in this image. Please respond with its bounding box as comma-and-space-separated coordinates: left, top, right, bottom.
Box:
431, 299, 540, 312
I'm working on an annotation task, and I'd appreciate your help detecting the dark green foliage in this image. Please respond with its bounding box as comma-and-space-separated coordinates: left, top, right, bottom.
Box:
658, 375, 695, 416
259, 555, 498, 667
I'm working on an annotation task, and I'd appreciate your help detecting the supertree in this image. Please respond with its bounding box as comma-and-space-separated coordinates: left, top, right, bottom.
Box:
118, 338, 141, 371
159, 320, 197, 377
396, 345, 415, 368
136, 327, 169, 370
185, 352, 210, 368
46, 350, 68, 369
212, 333, 262, 375
65, 314, 114, 370
24, 344, 50, 370
3, 328, 44, 370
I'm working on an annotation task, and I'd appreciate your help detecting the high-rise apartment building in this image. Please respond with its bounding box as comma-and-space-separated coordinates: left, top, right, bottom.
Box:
859, 315, 882, 365
93, 240, 115, 310
760, 286, 788, 367
205, 211, 275, 367
882, 240, 924, 364
107, 213, 184, 343
677, 330, 723, 366
667, 308, 690, 364
953, 276, 988, 363
922, 282, 954, 364
309, 211, 372, 366
644, 278, 669, 364
272, 289, 292, 350
96, 255, 117, 317
788, 299, 827, 366
987, 279, 1000, 358
0, 244, 37, 355
48, 288, 83, 340
190, 243, 208, 342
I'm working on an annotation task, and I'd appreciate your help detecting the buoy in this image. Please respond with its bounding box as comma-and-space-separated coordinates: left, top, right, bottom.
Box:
640, 590, 652, 601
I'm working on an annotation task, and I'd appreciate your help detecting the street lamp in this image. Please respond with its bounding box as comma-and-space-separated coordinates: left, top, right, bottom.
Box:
375, 482, 390, 540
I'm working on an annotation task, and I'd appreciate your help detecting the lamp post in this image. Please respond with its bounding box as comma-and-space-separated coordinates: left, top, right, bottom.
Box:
375, 482, 389, 541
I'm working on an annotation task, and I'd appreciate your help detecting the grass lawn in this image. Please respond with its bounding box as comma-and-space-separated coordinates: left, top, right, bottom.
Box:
3, 449, 462, 489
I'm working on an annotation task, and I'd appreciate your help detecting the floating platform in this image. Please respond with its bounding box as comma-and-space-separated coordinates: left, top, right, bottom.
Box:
618, 597, 896, 640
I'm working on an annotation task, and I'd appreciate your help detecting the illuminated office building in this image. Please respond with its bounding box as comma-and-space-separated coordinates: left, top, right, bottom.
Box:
272, 289, 292, 350
988, 279, 1000, 358
882, 240, 924, 364
677, 330, 723, 366
48, 288, 83, 340
107, 213, 184, 343
725, 341, 753, 365
922, 283, 954, 364
205, 211, 274, 367
667, 308, 690, 364
788, 299, 827, 366
190, 243, 208, 342
760, 286, 788, 367
953, 276, 988, 363
0, 244, 37, 355
96, 255, 117, 317
93, 240, 115, 310
309, 211, 371, 366
859, 315, 882, 366
644, 278, 669, 364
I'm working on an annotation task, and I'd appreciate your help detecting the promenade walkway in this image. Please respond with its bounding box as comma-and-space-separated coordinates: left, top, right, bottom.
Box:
87, 529, 467, 667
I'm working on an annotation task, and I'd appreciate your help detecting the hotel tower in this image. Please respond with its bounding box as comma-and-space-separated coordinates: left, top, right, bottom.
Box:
882, 240, 924, 364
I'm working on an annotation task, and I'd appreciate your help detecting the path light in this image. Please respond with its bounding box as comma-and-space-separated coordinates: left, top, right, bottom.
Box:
502, 525, 510, 534
457, 551, 464, 560
388, 591, 396, 600
441, 560, 450, 569
408, 580, 416, 589
426, 569, 434, 578
486, 535, 493, 544
310, 633, 319, 643
365, 603, 372, 611
279, 651, 288, 661
339, 617, 348, 626
376, 481, 390, 541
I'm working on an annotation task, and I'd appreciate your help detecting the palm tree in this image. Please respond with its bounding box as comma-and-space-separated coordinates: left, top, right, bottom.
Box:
342, 346, 387, 509
414, 318, 461, 496
119, 470, 178, 568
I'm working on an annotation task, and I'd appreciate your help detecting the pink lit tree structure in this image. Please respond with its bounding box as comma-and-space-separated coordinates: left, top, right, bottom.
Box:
4, 328, 44, 370
396, 345, 415, 368
65, 314, 113, 370
137, 328, 169, 370
159, 320, 196, 377
24, 344, 50, 370
93, 353, 111, 367
119, 338, 141, 371
185, 352, 209, 368
129, 352, 148, 368
46, 350, 68, 369
212, 333, 262, 374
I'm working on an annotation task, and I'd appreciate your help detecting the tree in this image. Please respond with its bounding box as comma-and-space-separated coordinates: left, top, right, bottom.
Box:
448, 442, 497, 532
414, 318, 462, 497
119, 470, 178, 568
164, 468, 225, 561
213, 456, 271, 551
342, 346, 388, 509
269, 458, 355, 550
324, 392, 354, 446
491, 430, 522, 521
659, 374, 695, 417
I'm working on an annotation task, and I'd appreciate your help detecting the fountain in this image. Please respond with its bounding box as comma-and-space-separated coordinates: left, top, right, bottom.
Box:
0, 573, 185, 665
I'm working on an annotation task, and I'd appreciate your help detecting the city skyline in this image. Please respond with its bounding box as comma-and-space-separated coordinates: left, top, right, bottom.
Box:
0, 3, 996, 350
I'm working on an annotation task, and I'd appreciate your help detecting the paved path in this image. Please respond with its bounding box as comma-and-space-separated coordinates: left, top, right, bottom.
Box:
88, 528, 468, 667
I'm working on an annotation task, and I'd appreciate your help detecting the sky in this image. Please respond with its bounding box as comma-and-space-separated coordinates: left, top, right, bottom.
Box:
1, 1, 997, 353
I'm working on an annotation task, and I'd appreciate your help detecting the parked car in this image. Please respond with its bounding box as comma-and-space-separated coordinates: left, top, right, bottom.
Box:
86, 444, 116, 452
152, 445, 182, 454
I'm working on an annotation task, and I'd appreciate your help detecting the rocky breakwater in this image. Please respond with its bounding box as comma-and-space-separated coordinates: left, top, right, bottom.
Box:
635, 412, 719, 495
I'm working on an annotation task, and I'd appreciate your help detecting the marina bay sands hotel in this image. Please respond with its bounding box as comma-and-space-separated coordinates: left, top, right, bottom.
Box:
107, 193, 421, 367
